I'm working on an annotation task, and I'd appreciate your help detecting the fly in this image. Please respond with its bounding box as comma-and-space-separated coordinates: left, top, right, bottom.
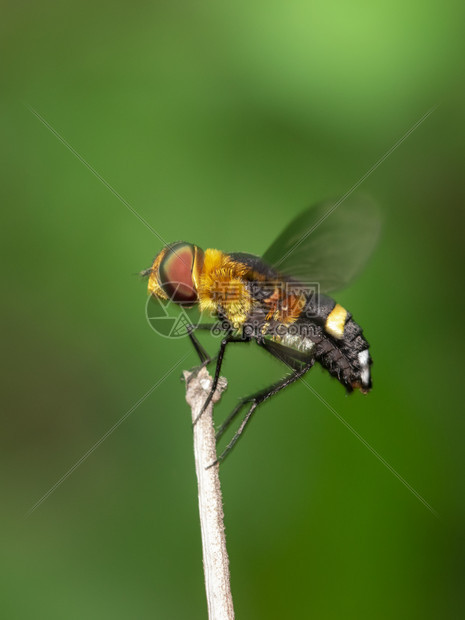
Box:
142, 194, 380, 462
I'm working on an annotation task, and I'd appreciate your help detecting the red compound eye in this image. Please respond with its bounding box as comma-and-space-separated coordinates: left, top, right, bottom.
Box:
159, 242, 198, 304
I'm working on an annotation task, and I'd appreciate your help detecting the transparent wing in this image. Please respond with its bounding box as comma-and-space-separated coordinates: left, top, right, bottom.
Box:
262, 194, 381, 293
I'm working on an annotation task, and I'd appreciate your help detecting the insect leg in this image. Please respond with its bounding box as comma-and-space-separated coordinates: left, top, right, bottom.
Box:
214, 359, 314, 464
192, 335, 249, 426
186, 323, 220, 363
216, 338, 309, 439
215, 399, 251, 441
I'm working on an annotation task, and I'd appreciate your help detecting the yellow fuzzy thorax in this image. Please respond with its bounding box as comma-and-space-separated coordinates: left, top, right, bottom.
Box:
198, 248, 253, 329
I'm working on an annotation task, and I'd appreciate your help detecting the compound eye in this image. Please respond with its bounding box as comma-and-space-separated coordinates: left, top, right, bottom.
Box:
159, 243, 198, 304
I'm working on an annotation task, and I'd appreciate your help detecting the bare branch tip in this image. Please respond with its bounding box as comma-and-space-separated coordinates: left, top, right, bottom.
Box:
184, 367, 228, 408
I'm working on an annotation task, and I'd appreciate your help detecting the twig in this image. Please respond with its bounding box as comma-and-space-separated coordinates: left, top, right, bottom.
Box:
183, 367, 234, 620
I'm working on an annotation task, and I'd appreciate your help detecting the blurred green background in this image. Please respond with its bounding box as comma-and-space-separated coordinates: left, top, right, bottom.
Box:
2, 1, 465, 618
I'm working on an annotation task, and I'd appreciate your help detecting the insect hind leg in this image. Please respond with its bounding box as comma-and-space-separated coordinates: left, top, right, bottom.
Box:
214, 358, 314, 465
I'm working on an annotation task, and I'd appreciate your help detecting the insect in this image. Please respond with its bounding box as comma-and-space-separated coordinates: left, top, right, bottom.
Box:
143, 195, 380, 462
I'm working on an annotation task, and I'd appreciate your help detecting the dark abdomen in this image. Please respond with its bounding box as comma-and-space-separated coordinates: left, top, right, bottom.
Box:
296, 294, 372, 393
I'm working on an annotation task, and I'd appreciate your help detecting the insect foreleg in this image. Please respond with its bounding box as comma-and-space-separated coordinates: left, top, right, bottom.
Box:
186, 323, 221, 363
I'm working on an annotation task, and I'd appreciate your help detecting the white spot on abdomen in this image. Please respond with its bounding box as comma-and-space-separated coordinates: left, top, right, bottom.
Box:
358, 349, 370, 386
